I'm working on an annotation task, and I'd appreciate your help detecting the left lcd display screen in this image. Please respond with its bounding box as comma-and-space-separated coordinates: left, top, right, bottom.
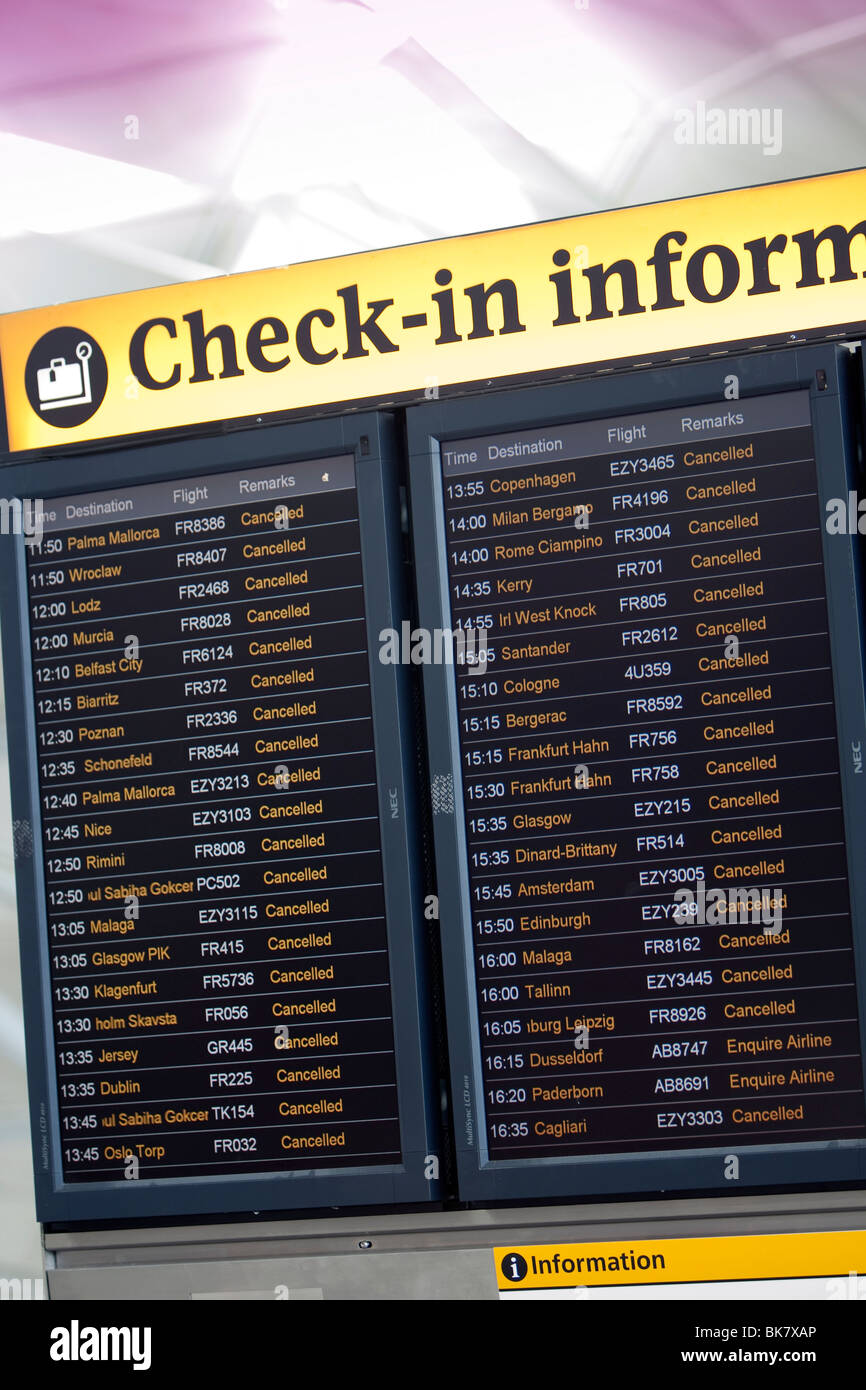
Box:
24, 455, 404, 1185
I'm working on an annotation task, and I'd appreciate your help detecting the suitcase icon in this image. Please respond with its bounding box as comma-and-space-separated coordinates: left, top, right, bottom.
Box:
36, 341, 93, 411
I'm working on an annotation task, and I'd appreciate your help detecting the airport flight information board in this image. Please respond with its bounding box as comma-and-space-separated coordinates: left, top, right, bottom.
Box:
5, 420, 440, 1220
6, 351, 866, 1222
410, 362, 866, 1201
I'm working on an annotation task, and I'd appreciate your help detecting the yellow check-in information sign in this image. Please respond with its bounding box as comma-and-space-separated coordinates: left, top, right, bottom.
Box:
495, 1230, 866, 1291
1, 168, 866, 452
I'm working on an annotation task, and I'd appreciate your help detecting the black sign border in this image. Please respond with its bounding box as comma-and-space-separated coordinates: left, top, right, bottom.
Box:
407, 344, 866, 1204
0, 410, 442, 1224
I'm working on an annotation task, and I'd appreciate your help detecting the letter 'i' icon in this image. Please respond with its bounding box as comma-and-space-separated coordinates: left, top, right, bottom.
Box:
501, 1252, 528, 1282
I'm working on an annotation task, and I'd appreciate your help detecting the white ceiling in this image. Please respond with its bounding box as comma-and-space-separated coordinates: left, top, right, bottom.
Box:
1, 0, 866, 311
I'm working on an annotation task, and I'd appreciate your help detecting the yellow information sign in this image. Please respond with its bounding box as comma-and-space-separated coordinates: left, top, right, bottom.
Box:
1, 168, 866, 453
495, 1230, 866, 1291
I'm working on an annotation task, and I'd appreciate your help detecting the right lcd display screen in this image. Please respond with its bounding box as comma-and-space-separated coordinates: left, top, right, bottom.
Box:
426, 383, 866, 1175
